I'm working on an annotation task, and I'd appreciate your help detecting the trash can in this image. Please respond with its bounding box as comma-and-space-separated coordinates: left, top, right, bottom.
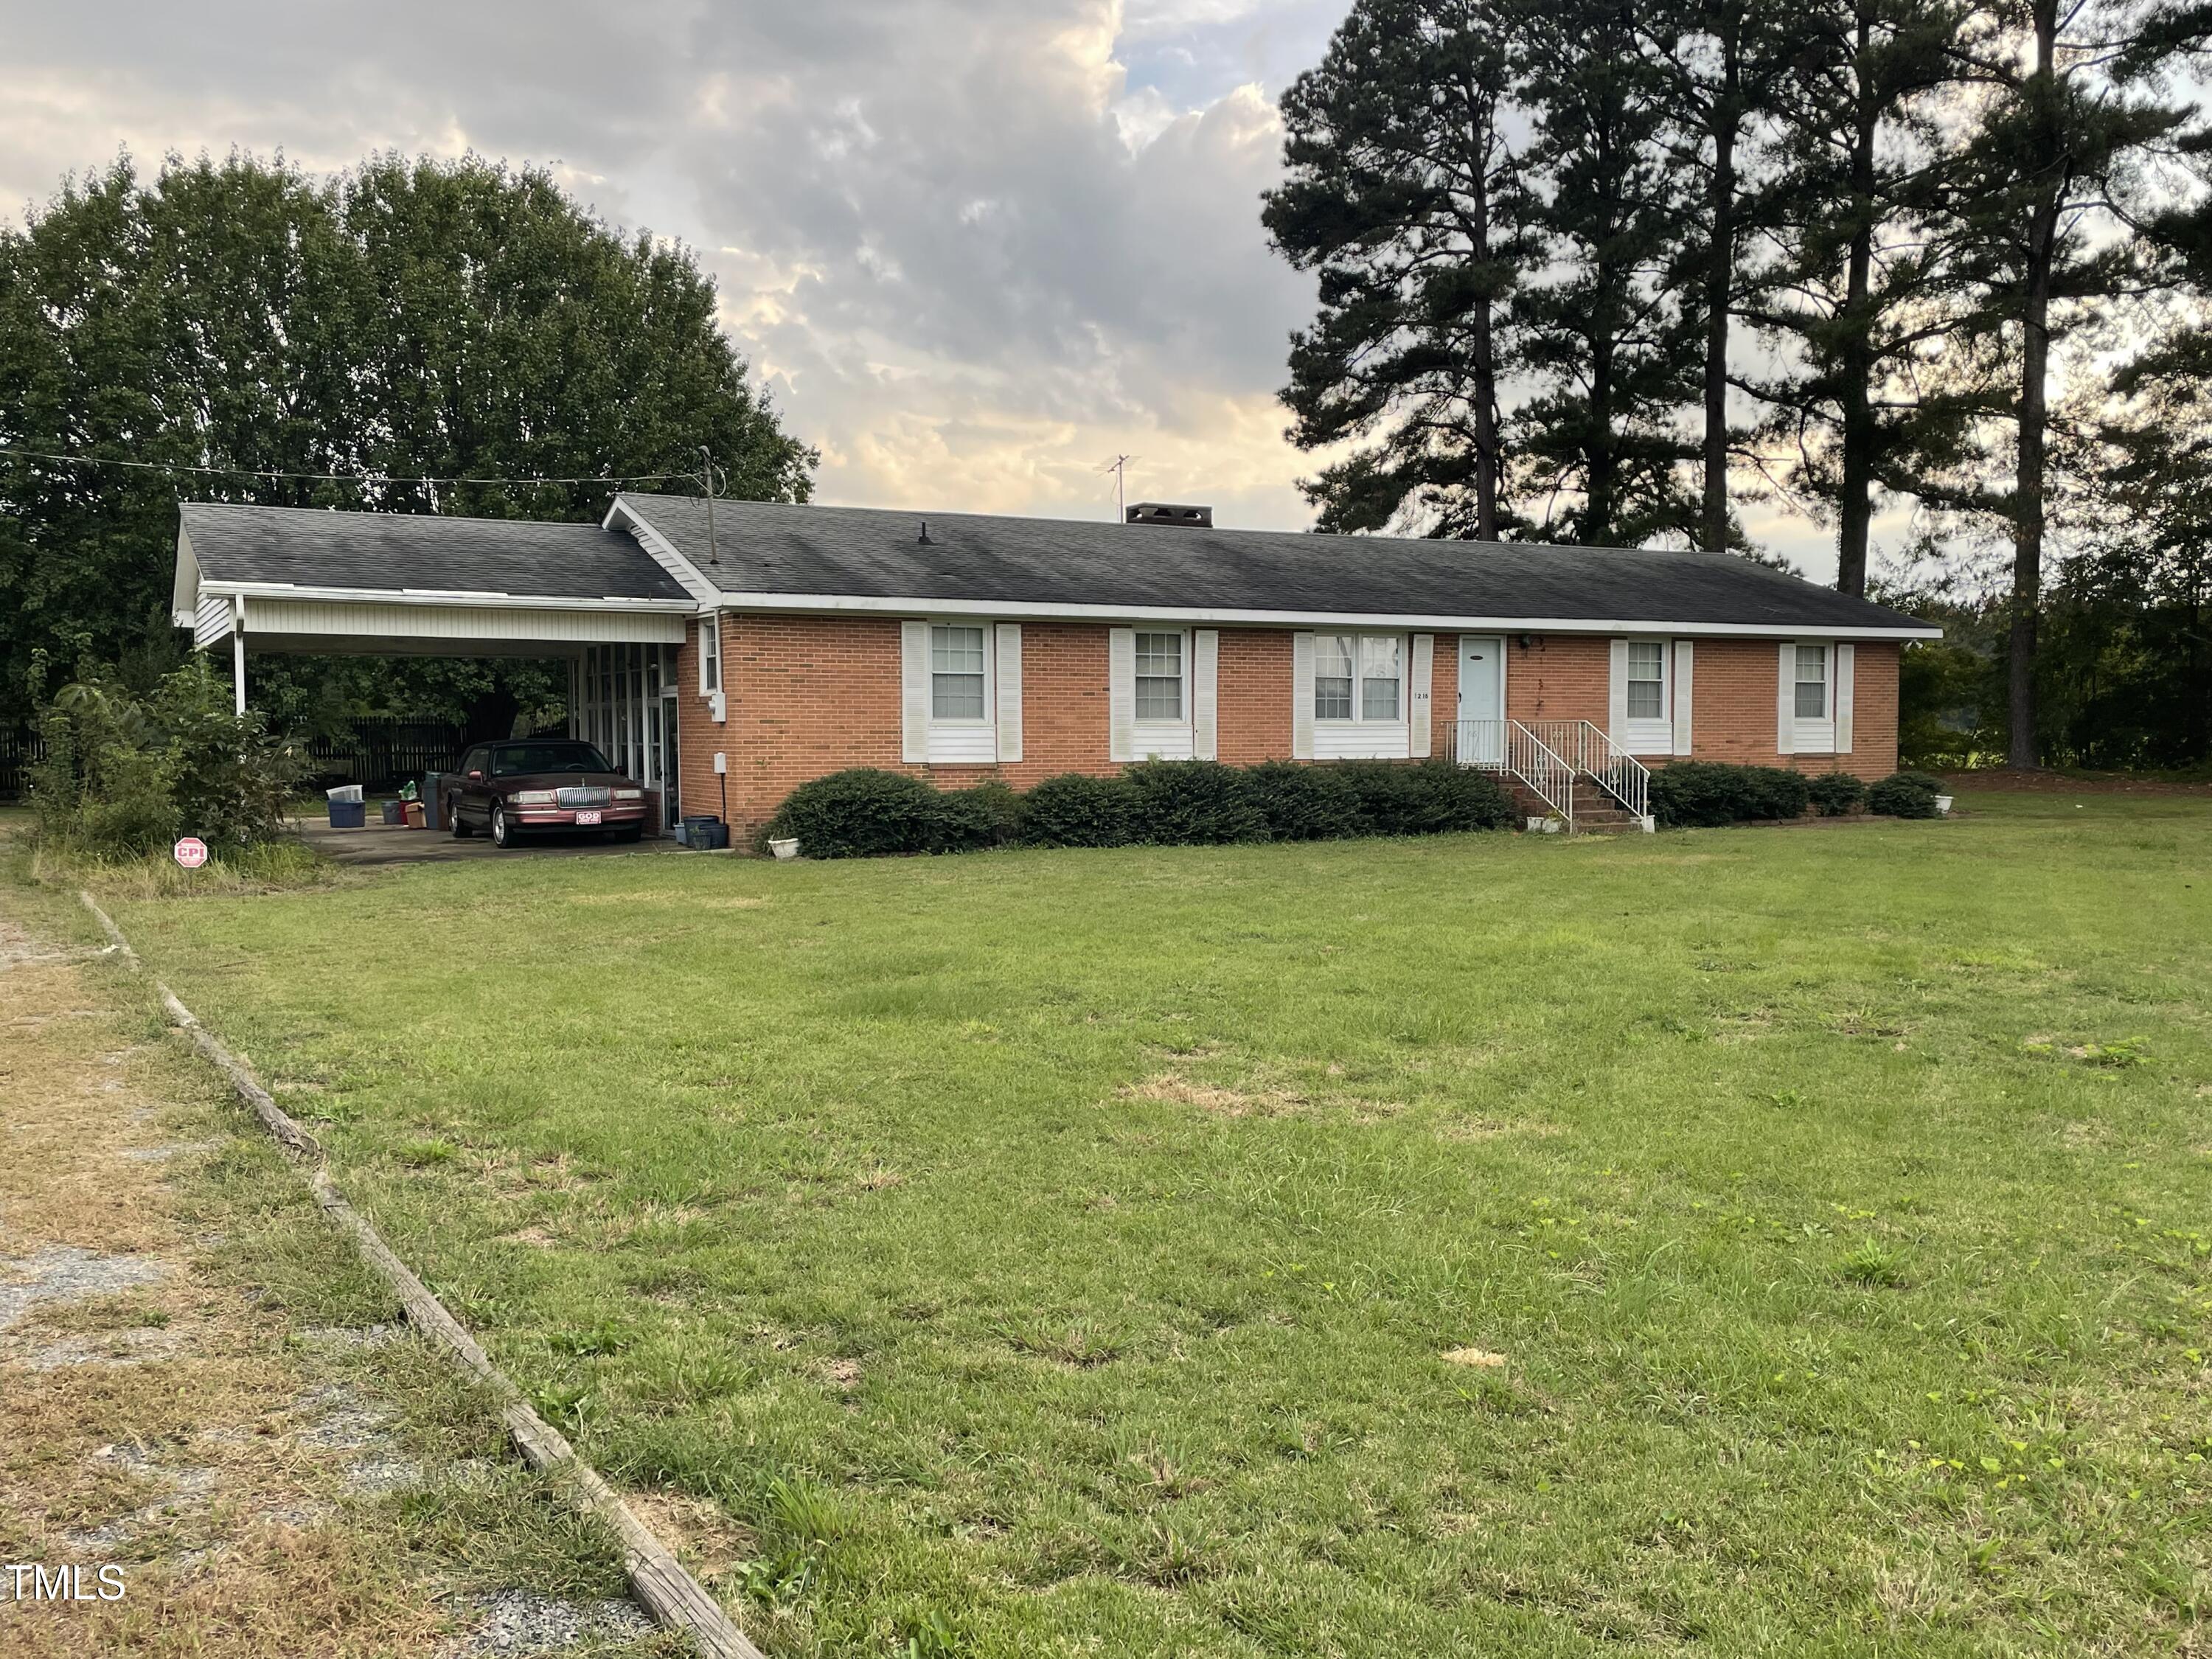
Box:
380, 800, 403, 825
419, 774, 441, 829
326, 785, 366, 830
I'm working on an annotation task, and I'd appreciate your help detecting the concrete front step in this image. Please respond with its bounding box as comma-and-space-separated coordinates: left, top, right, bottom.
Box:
1489, 773, 1649, 835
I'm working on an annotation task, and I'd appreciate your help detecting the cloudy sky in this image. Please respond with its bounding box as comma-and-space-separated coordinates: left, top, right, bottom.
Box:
1, 0, 1846, 574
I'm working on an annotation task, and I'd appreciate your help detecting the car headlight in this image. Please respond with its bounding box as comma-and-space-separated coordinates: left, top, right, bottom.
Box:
613, 789, 644, 801
510, 790, 556, 804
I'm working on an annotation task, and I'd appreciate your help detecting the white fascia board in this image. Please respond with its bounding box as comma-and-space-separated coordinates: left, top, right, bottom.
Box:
198, 580, 700, 615
703, 588, 1941, 641
602, 498, 720, 604
171, 525, 201, 625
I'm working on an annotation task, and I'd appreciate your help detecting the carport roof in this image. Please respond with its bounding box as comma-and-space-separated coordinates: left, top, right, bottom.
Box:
179, 501, 689, 602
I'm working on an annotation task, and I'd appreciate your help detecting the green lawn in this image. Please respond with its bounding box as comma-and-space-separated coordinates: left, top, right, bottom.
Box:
108, 790, 2211, 1656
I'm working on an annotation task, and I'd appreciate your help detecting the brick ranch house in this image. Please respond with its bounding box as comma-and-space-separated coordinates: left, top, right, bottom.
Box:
173, 495, 1938, 835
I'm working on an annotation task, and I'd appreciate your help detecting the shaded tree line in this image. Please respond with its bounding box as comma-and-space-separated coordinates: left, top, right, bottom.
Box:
0, 151, 814, 737
1267, 0, 2212, 767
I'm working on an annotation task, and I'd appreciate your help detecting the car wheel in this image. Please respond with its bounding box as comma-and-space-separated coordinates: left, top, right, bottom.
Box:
450, 799, 473, 839
490, 803, 512, 848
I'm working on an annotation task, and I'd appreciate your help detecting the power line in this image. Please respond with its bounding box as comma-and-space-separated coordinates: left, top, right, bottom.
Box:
0, 444, 698, 489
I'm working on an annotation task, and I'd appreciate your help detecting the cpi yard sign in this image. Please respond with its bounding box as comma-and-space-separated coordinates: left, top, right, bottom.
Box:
172, 837, 208, 870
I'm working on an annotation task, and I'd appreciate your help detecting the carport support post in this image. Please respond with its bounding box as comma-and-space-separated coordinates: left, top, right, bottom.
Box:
232, 625, 246, 716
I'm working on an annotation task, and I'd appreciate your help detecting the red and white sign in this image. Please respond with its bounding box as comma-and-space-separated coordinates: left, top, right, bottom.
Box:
173, 837, 209, 870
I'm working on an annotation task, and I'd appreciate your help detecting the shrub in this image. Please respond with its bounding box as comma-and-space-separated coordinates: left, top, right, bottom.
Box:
29, 661, 306, 858
1122, 760, 1269, 845
1242, 761, 1368, 841
1020, 773, 1141, 848
764, 768, 945, 858
1805, 772, 1868, 816
1649, 761, 1811, 827
1891, 769, 1947, 796
1868, 771, 1942, 818
933, 780, 1024, 852
1325, 759, 1514, 835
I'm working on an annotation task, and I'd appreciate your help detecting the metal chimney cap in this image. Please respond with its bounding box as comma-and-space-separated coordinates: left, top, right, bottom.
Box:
1125, 502, 1213, 528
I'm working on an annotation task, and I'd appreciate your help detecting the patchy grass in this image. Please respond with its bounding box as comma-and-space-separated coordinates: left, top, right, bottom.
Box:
0, 841, 677, 1658
103, 787, 2212, 1655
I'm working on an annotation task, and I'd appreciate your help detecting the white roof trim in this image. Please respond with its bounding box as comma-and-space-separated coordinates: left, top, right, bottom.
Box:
698, 588, 1941, 640
197, 580, 700, 615
602, 498, 719, 602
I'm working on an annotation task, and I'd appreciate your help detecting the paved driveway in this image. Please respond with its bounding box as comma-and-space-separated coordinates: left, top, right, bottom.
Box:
299, 818, 690, 867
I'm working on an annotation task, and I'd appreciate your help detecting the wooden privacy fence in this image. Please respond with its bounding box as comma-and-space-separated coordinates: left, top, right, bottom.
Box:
306, 720, 471, 790
0, 727, 44, 800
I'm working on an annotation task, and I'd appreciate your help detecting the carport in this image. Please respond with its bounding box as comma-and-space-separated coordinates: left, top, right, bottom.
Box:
172, 503, 710, 832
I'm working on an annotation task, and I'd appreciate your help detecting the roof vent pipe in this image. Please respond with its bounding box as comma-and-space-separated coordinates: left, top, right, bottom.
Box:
918, 520, 933, 545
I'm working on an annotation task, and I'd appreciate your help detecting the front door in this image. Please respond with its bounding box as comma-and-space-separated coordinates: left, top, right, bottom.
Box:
1458, 636, 1505, 764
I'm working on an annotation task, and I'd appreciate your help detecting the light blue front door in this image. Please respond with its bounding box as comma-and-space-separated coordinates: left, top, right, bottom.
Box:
1458, 636, 1505, 763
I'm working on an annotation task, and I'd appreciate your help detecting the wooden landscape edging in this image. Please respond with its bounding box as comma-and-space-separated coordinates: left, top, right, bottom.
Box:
78, 890, 765, 1659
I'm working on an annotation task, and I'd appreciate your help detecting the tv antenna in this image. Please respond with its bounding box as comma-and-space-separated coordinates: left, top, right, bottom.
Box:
697, 445, 726, 565
1101, 453, 1138, 521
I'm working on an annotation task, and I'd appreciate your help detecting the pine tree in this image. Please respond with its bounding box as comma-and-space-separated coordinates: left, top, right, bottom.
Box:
1752, 0, 1972, 597
1635, 0, 1801, 553
1265, 0, 1540, 538
1512, 0, 1703, 546
1937, 0, 2208, 765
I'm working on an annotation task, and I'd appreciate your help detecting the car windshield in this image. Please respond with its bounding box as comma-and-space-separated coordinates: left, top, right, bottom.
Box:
491, 742, 616, 777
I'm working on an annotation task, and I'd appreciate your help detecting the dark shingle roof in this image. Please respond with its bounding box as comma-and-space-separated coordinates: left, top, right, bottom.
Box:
614, 494, 1931, 633
181, 502, 689, 602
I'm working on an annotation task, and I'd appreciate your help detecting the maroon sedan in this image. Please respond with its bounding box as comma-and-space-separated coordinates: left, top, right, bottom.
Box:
446, 740, 648, 847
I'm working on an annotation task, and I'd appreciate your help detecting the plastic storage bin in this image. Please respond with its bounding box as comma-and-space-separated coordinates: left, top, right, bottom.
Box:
679, 815, 728, 850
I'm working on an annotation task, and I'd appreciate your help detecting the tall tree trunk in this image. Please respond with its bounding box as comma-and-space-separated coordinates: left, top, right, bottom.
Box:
1702, 119, 1735, 551
1469, 127, 1502, 542
2008, 0, 2059, 770
1588, 324, 1617, 543
1701, 29, 1742, 553
1835, 7, 1877, 598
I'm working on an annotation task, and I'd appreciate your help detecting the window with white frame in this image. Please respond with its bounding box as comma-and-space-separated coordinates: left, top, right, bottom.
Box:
1626, 640, 1667, 720
1134, 631, 1185, 721
698, 617, 720, 695
1314, 633, 1406, 723
931, 624, 990, 720
1795, 644, 1829, 719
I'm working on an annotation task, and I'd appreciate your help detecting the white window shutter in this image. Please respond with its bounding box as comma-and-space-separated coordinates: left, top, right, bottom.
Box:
1291, 631, 1316, 760
1672, 639, 1694, 756
1108, 627, 1136, 762
1408, 633, 1434, 758
1192, 629, 1220, 759
1835, 641, 1855, 754
995, 622, 1023, 763
1775, 641, 1796, 754
901, 620, 930, 763
1607, 638, 1630, 748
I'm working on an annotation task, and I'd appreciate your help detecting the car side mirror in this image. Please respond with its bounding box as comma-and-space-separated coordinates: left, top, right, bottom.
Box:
467, 770, 484, 780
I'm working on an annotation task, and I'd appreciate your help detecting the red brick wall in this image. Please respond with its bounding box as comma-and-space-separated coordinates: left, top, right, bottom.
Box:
670, 617, 1905, 832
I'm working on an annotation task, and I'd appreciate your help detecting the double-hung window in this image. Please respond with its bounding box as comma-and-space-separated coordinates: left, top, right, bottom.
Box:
1627, 641, 1666, 720
1315, 633, 1405, 724
931, 625, 989, 720
698, 617, 721, 695
1135, 631, 1185, 721
1310, 632, 1410, 759
1795, 644, 1829, 719
1791, 641, 1837, 751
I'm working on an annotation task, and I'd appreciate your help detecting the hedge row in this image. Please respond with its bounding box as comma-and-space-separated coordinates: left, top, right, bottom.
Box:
1649, 762, 1945, 827
764, 760, 1515, 859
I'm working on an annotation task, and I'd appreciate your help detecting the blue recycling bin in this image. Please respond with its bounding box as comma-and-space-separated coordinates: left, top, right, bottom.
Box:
328, 799, 366, 829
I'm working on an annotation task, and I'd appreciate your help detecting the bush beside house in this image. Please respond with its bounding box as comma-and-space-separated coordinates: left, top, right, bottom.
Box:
765, 759, 1515, 858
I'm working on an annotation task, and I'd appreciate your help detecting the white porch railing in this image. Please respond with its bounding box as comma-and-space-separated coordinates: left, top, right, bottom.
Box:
1520, 719, 1652, 824
1447, 717, 1652, 832
1447, 719, 1574, 825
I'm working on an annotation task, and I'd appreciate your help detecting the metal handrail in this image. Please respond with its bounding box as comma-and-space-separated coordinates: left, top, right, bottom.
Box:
1448, 718, 1574, 826
1520, 719, 1652, 825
